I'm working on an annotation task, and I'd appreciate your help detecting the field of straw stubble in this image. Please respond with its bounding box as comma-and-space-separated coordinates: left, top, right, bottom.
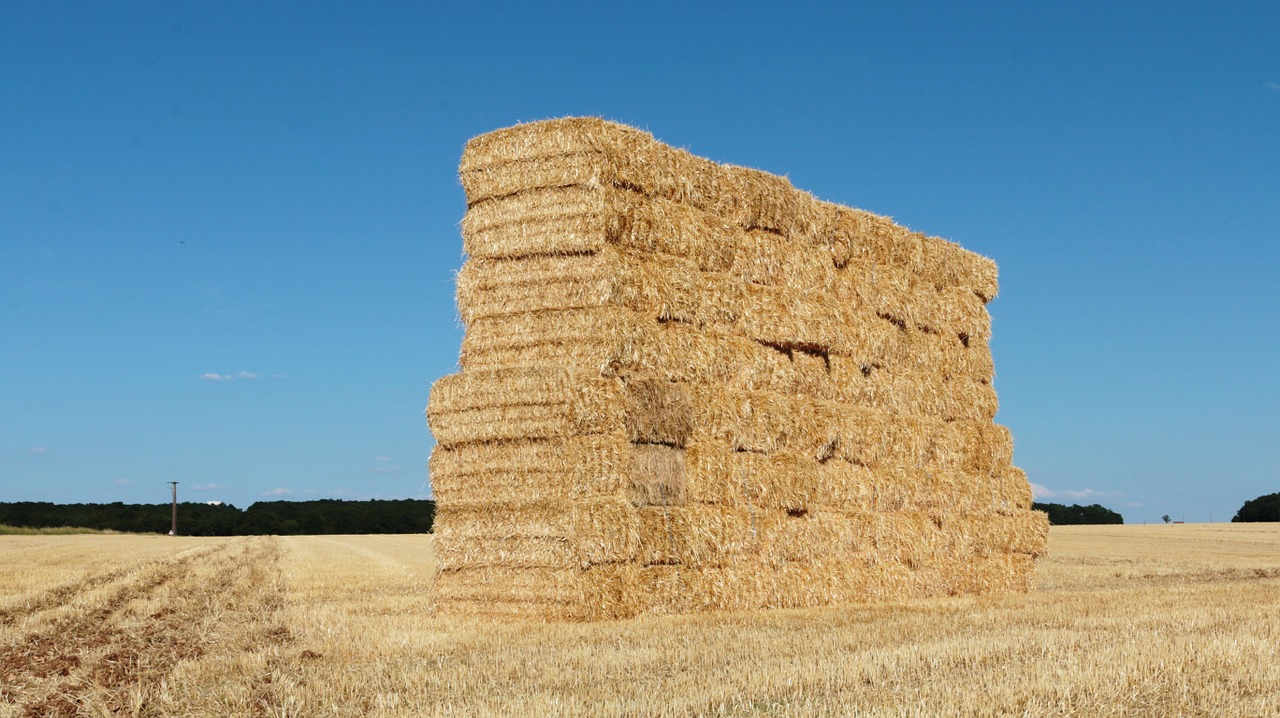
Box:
2, 524, 1278, 717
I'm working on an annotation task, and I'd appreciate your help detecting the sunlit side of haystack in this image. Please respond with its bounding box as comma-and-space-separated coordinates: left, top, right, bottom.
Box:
427, 118, 1048, 620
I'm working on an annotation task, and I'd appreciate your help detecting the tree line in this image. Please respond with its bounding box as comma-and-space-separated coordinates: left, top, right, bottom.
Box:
0, 499, 435, 536
1031, 502, 1124, 525
1233, 492, 1280, 522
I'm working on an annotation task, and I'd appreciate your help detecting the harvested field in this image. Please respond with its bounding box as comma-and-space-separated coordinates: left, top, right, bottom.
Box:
2, 524, 1278, 716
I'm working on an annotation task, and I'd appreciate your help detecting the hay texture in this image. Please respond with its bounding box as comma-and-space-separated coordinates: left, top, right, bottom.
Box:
428, 117, 1046, 621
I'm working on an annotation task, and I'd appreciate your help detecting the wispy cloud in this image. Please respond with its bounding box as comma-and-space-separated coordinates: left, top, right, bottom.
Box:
201, 370, 273, 382
191, 483, 226, 491
1267, 81, 1280, 91
262, 487, 294, 497
1030, 483, 1123, 502
368, 455, 401, 474
28, 446, 49, 455
112, 478, 129, 485
329, 488, 356, 497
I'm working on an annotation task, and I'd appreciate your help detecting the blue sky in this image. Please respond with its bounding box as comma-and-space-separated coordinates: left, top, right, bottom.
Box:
2, 2, 1277, 522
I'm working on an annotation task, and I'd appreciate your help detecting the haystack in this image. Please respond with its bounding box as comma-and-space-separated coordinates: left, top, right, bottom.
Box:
427, 118, 1047, 620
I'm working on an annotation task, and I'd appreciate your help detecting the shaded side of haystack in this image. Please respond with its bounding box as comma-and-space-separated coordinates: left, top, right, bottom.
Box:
428, 117, 1046, 621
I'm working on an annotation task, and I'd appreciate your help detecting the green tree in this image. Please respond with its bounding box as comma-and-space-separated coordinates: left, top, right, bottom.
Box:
1232, 492, 1280, 522
1032, 502, 1124, 526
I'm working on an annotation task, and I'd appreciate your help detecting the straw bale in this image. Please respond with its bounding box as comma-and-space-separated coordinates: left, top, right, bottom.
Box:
435, 536, 577, 570
827, 316, 910, 381
849, 264, 919, 330
427, 368, 625, 447
956, 509, 1047, 557
826, 342, 898, 405
733, 340, 800, 394
454, 252, 610, 324
434, 118, 1042, 619
993, 465, 1035, 511
612, 250, 744, 327
459, 117, 646, 174
684, 442, 874, 510
458, 306, 811, 396
940, 334, 996, 382
871, 467, 996, 514
635, 504, 763, 567
739, 283, 850, 354
691, 385, 843, 458
433, 566, 583, 607
789, 348, 831, 398
730, 229, 838, 292
716, 164, 825, 239
842, 367, 998, 422
945, 377, 1000, 423
460, 118, 848, 245
457, 308, 635, 367
957, 421, 1015, 475
686, 440, 1003, 511
436, 499, 640, 566
829, 208, 926, 275
624, 379, 694, 446
460, 185, 607, 259
428, 435, 630, 504
455, 247, 742, 328
920, 234, 999, 302
840, 411, 926, 469
628, 443, 687, 507
635, 505, 964, 571
458, 119, 746, 226
932, 285, 992, 341
436, 514, 1041, 619
461, 186, 737, 271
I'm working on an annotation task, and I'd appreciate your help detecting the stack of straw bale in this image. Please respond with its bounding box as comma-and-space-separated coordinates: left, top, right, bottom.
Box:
427, 118, 1048, 620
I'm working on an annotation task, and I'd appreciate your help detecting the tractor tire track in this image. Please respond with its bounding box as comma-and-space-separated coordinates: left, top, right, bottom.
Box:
0, 542, 225, 629
0, 538, 288, 717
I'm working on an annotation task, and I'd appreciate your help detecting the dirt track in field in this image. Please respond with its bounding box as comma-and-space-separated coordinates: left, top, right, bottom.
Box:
0, 537, 289, 718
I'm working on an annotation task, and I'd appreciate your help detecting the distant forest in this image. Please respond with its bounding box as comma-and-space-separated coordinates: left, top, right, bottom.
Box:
1233, 492, 1280, 522
1032, 502, 1124, 525
0, 499, 435, 536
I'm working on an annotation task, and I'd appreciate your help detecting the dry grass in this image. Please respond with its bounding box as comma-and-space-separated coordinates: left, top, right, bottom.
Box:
2, 524, 1278, 716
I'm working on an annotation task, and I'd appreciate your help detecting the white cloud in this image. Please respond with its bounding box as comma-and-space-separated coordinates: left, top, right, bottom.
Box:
368, 455, 400, 473
200, 372, 234, 381
272, 374, 285, 379
1267, 81, 1280, 91
237, 371, 259, 379
112, 478, 129, 485
191, 483, 226, 491
262, 487, 294, 496
330, 488, 356, 497
1031, 483, 1123, 502
28, 446, 49, 455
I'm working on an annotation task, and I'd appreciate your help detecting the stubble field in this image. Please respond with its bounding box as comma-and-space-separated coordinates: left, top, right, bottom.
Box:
2, 524, 1278, 717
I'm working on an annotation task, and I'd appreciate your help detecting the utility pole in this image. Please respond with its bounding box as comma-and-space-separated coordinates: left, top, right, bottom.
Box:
168, 481, 179, 536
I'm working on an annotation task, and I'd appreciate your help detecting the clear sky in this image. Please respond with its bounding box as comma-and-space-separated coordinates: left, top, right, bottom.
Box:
2, 2, 1277, 523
